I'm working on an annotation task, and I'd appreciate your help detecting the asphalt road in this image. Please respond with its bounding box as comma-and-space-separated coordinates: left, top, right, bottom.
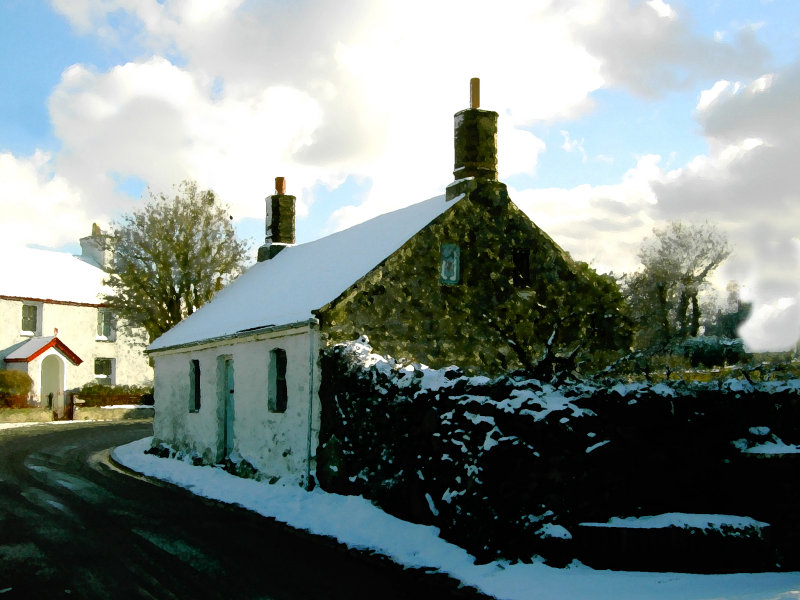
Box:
0, 421, 490, 600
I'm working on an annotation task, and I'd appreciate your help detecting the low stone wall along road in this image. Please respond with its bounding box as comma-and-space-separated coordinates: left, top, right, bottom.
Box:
0, 421, 488, 599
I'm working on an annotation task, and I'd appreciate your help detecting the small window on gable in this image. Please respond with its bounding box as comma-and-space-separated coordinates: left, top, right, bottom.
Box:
513, 249, 532, 288
189, 359, 201, 412
21, 304, 39, 335
97, 310, 116, 341
268, 348, 288, 413
94, 358, 115, 385
440, 243, 460, 285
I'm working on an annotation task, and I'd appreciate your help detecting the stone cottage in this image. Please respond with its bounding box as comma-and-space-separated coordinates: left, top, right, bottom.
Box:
147, 80, 628, 486
0, 226, 153, 416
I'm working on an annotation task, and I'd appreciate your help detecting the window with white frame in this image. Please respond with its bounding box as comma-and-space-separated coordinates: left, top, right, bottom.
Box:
21, 303, 40, 335
94, 358, 115, 385
96, 310, 116, 341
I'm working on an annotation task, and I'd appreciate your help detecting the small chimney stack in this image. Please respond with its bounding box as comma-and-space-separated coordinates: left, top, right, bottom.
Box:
257, 177, 296, 262
79, 223, 112, 270
446, 78, 499, 200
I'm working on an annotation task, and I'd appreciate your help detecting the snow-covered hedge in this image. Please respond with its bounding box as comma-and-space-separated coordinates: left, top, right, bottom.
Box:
317, 338, 800, 566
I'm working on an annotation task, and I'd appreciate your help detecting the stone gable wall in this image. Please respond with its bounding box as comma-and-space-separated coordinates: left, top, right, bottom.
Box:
318, 181, 629, 375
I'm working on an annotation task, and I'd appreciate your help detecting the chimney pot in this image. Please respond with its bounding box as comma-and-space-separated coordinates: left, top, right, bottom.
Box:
275, 176, 286, 195
470, 78, 480, 109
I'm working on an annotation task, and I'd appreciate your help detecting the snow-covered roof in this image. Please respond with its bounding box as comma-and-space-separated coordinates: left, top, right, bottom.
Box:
0, 246, 108, 305
149, 193, 460, 351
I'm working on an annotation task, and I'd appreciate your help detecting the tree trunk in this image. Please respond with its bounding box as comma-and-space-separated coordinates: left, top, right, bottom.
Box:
655, 282, 671, 345
676, 289, 690, 338
689, 293, 701, 337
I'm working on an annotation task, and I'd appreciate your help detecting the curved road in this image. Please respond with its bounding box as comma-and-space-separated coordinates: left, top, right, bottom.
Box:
0, 421, 489, 599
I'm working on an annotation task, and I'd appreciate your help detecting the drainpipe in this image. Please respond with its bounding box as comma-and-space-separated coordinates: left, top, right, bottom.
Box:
305, 318, 319, 490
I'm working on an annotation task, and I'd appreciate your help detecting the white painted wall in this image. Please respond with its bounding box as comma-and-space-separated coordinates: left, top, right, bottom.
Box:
151, 322, 321, 487
0, 297, 152, 403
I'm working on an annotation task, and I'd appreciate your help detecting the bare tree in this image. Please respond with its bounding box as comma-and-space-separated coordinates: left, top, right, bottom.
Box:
102, 180, 250, 343
625, 221, 731, 350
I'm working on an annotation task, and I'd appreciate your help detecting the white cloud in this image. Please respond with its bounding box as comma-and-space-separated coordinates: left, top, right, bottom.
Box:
560, 130, 587, 162
647, 0, 676, 21
513, 155, 662, 275
48, 56, 333, 222
558, 0, 769, 97
0, 151, 91, 249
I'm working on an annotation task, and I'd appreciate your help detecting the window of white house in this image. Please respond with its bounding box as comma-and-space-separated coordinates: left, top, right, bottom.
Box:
189, 359, 201, 412
21, 303, 40, 335
94, 358, 115, 385
440, 244, 460, 285
96, 310, 116, 341
268, 349, 288, 413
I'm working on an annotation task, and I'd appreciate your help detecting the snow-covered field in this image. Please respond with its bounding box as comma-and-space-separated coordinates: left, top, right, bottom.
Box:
113, 436, 800, 600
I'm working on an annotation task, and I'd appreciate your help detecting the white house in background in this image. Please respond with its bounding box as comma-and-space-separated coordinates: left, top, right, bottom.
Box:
0, 226, 153, 416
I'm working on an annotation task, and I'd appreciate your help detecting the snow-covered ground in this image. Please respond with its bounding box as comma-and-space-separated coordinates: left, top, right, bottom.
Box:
113, 436, 800, 600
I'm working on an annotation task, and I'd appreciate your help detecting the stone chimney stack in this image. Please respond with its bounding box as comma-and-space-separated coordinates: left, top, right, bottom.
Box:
257, 177, 296, 262
446, 78, 499, 200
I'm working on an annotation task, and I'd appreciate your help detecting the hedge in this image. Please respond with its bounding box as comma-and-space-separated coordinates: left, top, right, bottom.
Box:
76, 382, 154, 406
0, 370, 33, 408
316, 339, 800, 567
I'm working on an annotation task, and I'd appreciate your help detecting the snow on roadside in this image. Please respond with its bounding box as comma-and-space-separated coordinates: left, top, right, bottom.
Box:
113, 437, 800, 600
580, 514, 769, 531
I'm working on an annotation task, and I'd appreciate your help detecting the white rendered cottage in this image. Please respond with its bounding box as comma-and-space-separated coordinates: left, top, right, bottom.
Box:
147, 182, 457, 487
0, 227, 152, 415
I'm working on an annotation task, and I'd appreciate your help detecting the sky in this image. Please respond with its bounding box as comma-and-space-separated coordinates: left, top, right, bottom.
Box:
1, 0, 799, 351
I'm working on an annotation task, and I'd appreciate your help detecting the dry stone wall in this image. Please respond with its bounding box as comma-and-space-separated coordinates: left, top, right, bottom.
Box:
317, 339, 800, 568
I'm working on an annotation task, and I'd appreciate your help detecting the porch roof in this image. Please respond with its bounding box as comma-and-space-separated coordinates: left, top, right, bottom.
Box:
4, 336, 83, 366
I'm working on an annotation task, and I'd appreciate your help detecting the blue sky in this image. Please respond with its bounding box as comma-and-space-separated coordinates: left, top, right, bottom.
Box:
1, 0, 798, 350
